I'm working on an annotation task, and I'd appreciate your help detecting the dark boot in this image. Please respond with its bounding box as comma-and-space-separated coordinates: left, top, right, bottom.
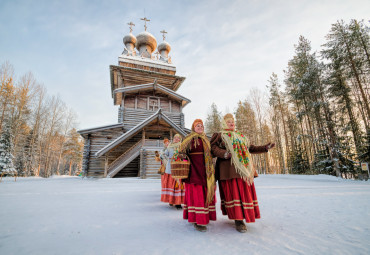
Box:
194, 224, 207, 232
175, 205, 182, 209
235, 220, 247, 233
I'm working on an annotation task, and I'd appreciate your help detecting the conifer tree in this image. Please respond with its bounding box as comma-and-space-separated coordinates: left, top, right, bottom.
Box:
205, 103, 221, 136
63, 128, 83, 175
0, 121, 17, 176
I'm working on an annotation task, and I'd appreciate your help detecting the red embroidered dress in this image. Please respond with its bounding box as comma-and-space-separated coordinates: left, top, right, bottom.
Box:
183, 138, 216, 225
211, 133, 268, 222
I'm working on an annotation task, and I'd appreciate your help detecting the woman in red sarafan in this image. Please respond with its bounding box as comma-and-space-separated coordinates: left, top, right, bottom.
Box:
161, 134, 185, 208
177, 119, 216, 232
210, 113, 274, 233
157, 138, 170, 203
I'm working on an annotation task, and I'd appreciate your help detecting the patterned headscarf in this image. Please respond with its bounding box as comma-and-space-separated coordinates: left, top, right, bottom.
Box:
220, 114, 255, 184
191, 119, 204, 132
168, 134, 182, 149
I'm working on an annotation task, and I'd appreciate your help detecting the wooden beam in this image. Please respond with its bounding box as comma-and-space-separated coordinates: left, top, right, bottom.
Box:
85, 134, 91, 176
142, 129, 146, 145
104, 154, 109, 178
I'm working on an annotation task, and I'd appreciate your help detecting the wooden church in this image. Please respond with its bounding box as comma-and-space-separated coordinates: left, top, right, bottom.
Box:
78, 19, 191, 178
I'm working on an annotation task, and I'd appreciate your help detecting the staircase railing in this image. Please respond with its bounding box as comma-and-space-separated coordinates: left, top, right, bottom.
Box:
107, 140, 143, 177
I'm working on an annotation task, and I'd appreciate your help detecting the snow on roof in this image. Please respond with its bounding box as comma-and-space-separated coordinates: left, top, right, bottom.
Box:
95, 109, 186, 157
77, 123, 124, 135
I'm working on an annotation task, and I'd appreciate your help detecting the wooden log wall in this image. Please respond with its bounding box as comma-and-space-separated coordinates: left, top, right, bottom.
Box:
180, 112, 185, 129
82, 134, 91, 175
140, 149, 162, 179
85, 128, 125, 177
84, 128, 173, 178
122, 108, 182, 130
118, 106, 123, 123
123, 95, 181, 112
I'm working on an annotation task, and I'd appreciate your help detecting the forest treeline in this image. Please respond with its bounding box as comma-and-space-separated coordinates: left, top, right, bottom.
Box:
205, 19, 370, 177
0, 62, 83, 177
1, 19, 369, 178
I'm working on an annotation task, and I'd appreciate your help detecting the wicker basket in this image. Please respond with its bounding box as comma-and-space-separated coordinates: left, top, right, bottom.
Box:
171, 156, 190, 179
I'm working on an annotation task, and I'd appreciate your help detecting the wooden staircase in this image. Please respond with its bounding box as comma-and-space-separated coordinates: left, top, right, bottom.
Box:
106, 140, 143, 178
106, 139, 167, 178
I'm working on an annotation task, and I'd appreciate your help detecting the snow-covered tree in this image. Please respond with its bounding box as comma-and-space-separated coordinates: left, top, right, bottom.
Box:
0, 121, 17, 176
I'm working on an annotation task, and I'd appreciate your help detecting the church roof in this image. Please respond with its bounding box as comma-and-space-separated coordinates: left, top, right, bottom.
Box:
113, 79, 191, 107
77, 123, 124, 136
110, 65, 186, 97
95, 109, 187, 157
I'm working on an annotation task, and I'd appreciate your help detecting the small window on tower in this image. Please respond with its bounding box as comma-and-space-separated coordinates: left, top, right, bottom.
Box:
149, 97, 159, 111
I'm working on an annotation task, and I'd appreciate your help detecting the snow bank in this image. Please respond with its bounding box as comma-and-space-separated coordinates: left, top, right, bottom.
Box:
1, 175, 369, 255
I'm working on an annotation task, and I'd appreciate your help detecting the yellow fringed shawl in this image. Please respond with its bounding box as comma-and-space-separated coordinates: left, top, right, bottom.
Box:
178, 132, 215, 205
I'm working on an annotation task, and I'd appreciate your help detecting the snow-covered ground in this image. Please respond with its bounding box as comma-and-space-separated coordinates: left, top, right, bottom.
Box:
1, 174, 370, 255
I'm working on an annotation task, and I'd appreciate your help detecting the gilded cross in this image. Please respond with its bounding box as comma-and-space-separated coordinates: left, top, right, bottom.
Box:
160, 30, 167, 40
127, 22, 135, 33
141, 17, 150, 31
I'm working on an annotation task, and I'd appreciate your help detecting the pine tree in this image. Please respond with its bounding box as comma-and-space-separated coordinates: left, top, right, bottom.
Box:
267, 73, 290, 173
15, 148, 25, 176
322, 37, 363, 158
0, 121, 17, 176
290, 136, 310, 174
205, 103, 221, 136
235, 100, 258, 144
62, 128, 83, 176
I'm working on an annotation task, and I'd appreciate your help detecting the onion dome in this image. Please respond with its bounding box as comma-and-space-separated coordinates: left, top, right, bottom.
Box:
158, 41, 171, 56
122, 33, 137, 55
135, 31, 157, 57
123, 33, 137, 47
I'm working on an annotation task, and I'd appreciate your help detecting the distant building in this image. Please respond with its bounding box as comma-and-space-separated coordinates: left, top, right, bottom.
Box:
78, 19, 191, 178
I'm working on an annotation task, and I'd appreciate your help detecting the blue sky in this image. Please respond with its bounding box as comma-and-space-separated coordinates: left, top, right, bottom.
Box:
1, 0, 369, 130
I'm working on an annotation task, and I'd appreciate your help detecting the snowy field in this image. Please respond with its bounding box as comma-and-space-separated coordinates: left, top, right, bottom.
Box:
1, 175, 370, 255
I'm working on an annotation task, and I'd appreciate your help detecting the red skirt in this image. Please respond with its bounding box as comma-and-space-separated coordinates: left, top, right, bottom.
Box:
219, 178, 260, 222
161, 173, 185, 205
183, 183, 216, 225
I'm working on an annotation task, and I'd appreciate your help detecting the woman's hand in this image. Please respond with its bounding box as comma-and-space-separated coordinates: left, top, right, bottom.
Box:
224, 152, 232, 159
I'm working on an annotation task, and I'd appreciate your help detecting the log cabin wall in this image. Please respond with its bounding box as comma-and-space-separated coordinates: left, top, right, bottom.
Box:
84, 128, 125, 177
85, 129, 171, 177
140, 149, 161, 179
121, 95, 183, 129
82, 134, 91, 175
118, 106, 123, 123
122, 108, 182, 130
